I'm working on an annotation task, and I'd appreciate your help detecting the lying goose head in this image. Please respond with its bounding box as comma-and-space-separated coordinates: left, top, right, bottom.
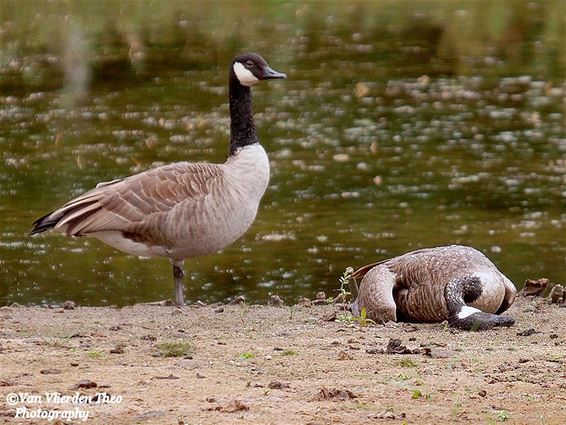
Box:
231, 53, 287, 87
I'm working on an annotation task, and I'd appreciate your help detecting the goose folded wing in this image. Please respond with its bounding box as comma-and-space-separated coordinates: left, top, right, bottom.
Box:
45, 162, 223, 237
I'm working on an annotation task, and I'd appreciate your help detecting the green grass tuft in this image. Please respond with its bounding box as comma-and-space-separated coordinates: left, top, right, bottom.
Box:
87, 349, 104, 359
398, 358, 418, 368
155, 341, 191, 358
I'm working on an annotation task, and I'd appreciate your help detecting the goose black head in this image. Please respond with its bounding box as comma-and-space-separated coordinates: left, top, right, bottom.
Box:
231, 53, 287, 87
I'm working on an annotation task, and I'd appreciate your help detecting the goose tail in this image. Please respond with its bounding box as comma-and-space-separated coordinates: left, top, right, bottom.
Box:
29, 194, 102, 237
29, 211, 59, 235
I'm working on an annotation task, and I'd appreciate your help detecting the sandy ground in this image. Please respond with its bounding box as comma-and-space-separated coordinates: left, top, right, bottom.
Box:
0, 296, 565, 425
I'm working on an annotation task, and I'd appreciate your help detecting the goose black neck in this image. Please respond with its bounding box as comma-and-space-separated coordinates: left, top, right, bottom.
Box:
229, 77, 258, 156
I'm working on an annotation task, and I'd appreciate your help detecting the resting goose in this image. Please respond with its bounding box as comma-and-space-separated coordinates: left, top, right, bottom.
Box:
350, 245, 517, 330
30, 53, 286, 306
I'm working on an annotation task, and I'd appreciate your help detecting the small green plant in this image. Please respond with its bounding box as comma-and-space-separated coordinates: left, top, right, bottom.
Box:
87, 349, 104, 359
336, 307, 377, 328
337, 266, 354, 303
156, 341, 191, 358
289, 305, 296, 320
41, 335, 72, 348
497, 410, 510, 421
281, 349, 298, 356
336, 312, 355, 324
303, 316, 318, 324
238, 352, 255, 360
397, 372, 410, 380
353, 400, 370, 410
411, 389, 431, 400
398, 358, 418, 368
351, 307, 376, 328
239, 303, 250, 326
471, 357, 485, 372
451, 401, 463, 418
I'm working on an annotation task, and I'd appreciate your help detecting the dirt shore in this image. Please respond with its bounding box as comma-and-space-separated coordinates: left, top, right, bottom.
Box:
1, 296, 564, 424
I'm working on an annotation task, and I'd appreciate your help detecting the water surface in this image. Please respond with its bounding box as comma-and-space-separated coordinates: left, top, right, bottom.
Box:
1, 1, 564, 305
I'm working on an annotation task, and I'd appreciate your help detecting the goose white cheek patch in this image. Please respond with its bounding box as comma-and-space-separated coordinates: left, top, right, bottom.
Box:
233, 62, 259, 86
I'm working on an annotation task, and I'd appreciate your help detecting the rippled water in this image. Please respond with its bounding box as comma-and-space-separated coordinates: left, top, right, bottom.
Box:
1, 1, 564, 306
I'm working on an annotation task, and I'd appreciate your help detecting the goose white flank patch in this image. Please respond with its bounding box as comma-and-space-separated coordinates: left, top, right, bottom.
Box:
351, 245, 516, 331
30, 53, 287, 306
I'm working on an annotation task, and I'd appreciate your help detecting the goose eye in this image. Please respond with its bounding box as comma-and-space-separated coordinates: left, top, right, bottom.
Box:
245, 61, 254, 68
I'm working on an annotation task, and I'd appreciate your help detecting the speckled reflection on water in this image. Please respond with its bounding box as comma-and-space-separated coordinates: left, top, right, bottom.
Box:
1, 1, 564, 306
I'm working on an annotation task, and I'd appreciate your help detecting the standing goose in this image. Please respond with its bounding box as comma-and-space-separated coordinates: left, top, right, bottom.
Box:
350, 245, 517, 330
30, 53, 286, 306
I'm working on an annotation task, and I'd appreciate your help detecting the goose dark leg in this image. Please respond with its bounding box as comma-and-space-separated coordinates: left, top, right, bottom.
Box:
172, 260, 185, 306
445, 276, 515, 331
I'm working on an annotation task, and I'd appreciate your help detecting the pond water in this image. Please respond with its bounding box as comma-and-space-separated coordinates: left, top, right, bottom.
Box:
1, 1, 564, 306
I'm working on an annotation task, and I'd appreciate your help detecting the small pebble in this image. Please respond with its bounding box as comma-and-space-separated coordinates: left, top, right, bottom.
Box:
40, 368, 61, 375
370, 142, 378, 155
268, 381, 289, 389
62, 300, 75, 310
269, 295, 285, 307
354, 82, 370, 98
517, 328, 537, 337
297, 297, 312, 307
228, 295, 246, 305
109, 346, 124, 354
333, 153, 350, 162
71, 379, 97, 390
313, 291, 327, 305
